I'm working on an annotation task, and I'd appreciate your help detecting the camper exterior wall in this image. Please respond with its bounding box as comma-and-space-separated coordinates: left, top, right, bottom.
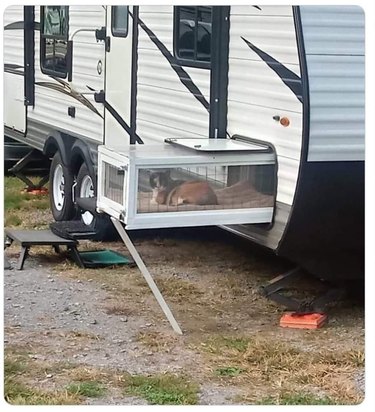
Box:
3, 6, 26, 133
104, 6, 134, 148
27, 6, 105, 145
136, 7, 211, 143
3, 5, 364, 279
299, 6, 365, 162
275, 6, 365, 280
225, 5, 303, 250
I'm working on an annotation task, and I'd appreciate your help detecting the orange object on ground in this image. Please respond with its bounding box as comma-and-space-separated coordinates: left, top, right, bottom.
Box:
280, 312, 327, 329
23, 187, 49, 195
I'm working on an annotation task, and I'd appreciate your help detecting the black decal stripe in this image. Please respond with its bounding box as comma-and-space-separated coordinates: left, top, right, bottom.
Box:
24, 6, 35, 107
4, 63, 24, 76
4, 20, 40, 30
132, 12, 210, 112
103, 99, 143, 144
35, 79, 104, 119
242, 37, 302, 103
4, 69, 24, 76
253, 6, 262, 11
210, 7, 230, 138
130, 6, 140, 144
4, 21, 24, 30
5, 63, 23, 70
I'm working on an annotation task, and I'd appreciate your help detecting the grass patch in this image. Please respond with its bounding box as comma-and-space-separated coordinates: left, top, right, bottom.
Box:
137, 331, 177, 352
29, 197, 50, 210
65, 330, 102, 341
4, 176, 51, 229
104, 301, 132, 316
122, 374, 199, 405
54, 261, 140, 293
5, 214, 23, 227
5, 345, 81, 381
4, 354, 80, 405
4, 347, 123, 404
4, 190, 30, 211
4, 357, 28, 375
215, 366, 245, 377
66, 381, 106, 398
258, 391, 337, 405
200, 335, 364, 404
5, 378, 80, 405
157, 277, 204, 303
203, 336, 250, 354
4, 177, 49, 211
67, 366, 111, 383
344, 349, 365, 367
6, 381, 77, 405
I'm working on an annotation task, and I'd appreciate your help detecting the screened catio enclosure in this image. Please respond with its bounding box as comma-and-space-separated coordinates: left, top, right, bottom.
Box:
97, 140, 276, 230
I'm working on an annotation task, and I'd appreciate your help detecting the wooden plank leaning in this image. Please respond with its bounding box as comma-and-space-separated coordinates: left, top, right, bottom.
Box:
111, 217, 183, 335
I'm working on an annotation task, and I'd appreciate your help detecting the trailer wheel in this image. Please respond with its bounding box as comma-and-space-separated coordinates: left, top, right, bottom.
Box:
76, 163, 95, 226
76, 163, 117, 241
49, 152, 75, 221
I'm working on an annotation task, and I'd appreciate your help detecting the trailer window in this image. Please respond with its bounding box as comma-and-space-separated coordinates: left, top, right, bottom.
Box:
112, 6, 129, 37
40, 6, 69, 78
174, 6, 212, 68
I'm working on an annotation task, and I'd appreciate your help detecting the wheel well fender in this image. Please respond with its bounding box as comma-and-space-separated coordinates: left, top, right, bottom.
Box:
43, 132, 74, 167
70, 140, 98, 185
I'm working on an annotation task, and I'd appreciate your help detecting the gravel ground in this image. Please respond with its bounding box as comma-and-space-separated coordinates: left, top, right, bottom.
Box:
4, 228, 365, 405
4, 253, 243, 405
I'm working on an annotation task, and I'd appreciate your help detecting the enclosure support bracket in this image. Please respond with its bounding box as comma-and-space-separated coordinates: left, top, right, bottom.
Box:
111, 217, 183, 335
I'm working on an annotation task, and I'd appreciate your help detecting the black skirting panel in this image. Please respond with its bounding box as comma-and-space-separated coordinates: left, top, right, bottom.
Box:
277, 161, 364, 281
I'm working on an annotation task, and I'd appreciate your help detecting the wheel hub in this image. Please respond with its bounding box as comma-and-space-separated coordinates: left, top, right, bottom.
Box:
53, 164, 65, 211
80, 174, 95, 226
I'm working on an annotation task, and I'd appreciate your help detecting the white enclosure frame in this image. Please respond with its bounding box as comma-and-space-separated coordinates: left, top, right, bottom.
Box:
97, 144, 276, 230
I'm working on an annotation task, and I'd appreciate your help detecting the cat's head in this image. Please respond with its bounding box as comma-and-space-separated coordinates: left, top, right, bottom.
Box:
149, 170, 171, 189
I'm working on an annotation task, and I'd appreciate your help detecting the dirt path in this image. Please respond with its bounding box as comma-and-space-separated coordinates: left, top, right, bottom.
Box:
4, 228, 365, 405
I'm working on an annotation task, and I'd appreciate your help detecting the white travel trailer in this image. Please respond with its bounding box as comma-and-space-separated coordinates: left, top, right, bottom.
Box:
3, 5, 365, 281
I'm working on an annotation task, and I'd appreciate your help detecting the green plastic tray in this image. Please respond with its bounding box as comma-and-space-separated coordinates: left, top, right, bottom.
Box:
78, 249, 133, 268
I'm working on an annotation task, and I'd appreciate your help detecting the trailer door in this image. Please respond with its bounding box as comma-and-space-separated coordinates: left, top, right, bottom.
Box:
103, 6, 133, 148
4, 6, 27, 134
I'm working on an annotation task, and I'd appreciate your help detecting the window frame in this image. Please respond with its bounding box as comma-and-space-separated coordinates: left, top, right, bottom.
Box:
173, 6, 212, 70
111, 6, 129, 38
40, 5, 69, 78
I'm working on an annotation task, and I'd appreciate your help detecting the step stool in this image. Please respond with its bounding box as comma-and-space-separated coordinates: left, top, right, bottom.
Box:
4, 228, 84, 270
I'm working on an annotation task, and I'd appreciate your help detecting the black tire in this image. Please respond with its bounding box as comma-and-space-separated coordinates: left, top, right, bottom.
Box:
49, 152, 75, 221
75, 163, 96, 226
76, 162, 118, 241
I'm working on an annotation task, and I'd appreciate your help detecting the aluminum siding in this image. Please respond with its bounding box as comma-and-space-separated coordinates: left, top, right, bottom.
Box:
28, 6, 106, 145
3, 6, 26, 133
136, 7, 210, 144
225, 5, 302, 249
299, 6, 365, 162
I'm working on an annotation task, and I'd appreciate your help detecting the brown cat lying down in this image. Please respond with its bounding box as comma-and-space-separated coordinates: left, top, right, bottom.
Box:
150, 171, 218, 206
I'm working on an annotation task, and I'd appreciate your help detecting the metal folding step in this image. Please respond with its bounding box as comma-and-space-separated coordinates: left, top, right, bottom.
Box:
49, 221, 97, 240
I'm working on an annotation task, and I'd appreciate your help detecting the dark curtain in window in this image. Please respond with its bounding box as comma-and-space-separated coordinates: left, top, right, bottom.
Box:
41, 6, 68, 77
175, 6, 212, 64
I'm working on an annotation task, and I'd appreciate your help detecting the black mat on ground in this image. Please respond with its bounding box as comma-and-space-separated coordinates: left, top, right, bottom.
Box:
50, 221, 97, 240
